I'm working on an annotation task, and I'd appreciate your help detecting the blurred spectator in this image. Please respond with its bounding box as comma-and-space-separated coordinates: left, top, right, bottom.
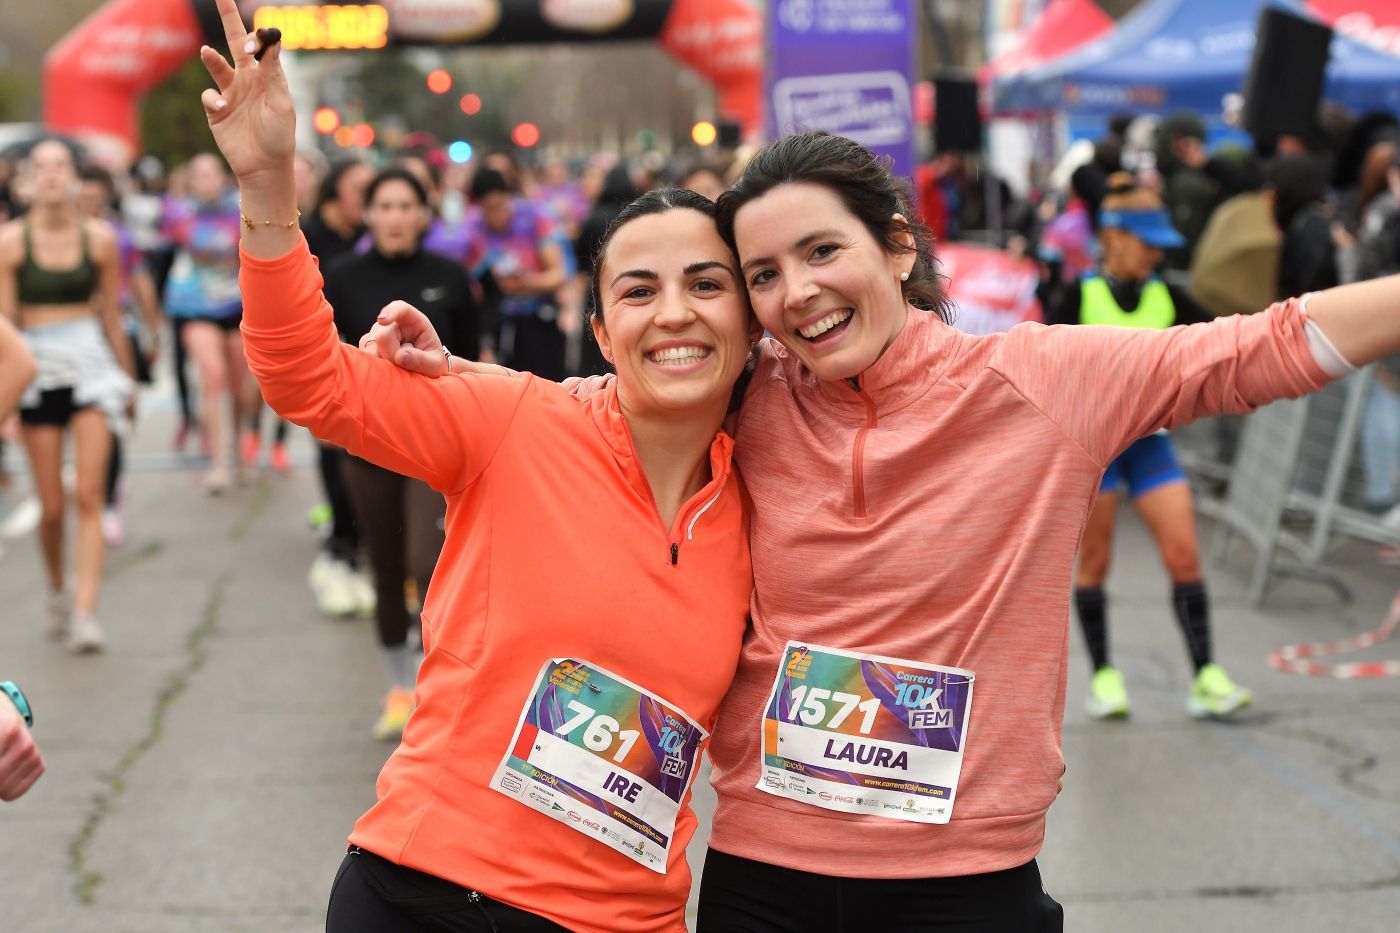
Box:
302, 160, 373, 266
930, 152, 968, 240
483, 150, 527, 195
299, 158, 375, 618
1037, 163, 1106, 311
393, 154, 475, 268
1189, 148, 1279, 319
466, 168, 567, 380
161, 154, 248, 493
1154, 113, 1217, 272
1332, 112, 1397, 221
293, 149, 328, 215
676, 162, 727, 202
78, 164, 163, 544
1122, 115, 1162, 188
573, 164, 639, 377
1335, 142, 1400, 519
915, 158, 948, 243
122, 157, 171, 294
536, 158, 589, 240
1092, 137, 1123, 177
1268, 153, 1339, 298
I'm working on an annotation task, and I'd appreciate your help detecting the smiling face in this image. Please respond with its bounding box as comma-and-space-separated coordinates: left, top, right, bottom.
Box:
366, 178, 429, 257
593, 208, 757, 422
734, 182, 915, 383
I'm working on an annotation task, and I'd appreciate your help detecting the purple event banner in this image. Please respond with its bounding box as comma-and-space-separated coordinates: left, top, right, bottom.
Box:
766, 0, 917, 178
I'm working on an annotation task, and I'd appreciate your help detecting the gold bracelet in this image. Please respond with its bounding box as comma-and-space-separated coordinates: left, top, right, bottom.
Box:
239, 206, 301, 230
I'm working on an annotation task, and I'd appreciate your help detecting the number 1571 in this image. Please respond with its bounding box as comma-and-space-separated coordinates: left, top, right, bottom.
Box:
785, 686, 880, 733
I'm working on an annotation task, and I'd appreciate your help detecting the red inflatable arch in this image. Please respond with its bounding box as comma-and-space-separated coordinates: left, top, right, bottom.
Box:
43, 0, 762, 160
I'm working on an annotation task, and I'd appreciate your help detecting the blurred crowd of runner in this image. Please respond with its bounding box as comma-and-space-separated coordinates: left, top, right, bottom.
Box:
0, 135, 752, 737
3, 104, 1399, 737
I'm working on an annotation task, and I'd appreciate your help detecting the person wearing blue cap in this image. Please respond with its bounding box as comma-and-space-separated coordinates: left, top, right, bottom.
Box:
1046, 172, 1252, 722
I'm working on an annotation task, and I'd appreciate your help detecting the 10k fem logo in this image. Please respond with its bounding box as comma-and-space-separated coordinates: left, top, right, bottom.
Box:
907, 688, 952, 730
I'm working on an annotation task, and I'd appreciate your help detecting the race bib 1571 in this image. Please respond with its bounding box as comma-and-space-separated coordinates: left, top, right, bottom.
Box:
757, 643, 974, 823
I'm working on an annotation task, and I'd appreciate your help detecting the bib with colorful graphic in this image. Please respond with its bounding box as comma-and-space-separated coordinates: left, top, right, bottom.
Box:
491, 659, 707, 873
757, 643, 974, 823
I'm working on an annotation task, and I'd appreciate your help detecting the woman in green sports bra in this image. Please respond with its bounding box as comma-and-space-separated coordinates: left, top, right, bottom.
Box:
0, 139, 134, 655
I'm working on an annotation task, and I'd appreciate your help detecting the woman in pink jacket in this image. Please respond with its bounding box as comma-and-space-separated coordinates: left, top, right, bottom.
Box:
373, 131, 1399, 931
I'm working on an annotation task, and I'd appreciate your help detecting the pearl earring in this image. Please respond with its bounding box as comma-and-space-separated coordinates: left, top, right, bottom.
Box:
899, 271, 909, 282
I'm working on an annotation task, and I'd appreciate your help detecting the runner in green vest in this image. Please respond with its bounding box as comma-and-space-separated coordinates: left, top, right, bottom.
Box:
1046, 174, 1251, 721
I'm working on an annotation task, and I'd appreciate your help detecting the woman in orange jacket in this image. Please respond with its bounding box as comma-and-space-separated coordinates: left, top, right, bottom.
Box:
199, 8, 758, 931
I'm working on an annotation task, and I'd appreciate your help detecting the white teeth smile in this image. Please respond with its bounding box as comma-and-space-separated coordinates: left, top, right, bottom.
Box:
798, 309, 853, 339
646, 346, 712, 365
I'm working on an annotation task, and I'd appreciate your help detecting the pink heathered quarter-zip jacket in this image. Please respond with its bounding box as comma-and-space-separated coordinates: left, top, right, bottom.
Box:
705, 299, 1333, 878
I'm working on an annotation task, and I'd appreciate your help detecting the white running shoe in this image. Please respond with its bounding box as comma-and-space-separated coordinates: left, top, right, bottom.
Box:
349, 566, 377, 619
48, 590, 71, 642
66, 613, 106, 654
1, 496, 41, 539
308, 553, 357, 618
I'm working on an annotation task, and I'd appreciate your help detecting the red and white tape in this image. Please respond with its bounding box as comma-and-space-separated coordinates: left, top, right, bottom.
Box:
1268, 590, 1400, 678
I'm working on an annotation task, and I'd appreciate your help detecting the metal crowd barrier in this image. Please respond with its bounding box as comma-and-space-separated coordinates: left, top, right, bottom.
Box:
1174, 366, 1400, 606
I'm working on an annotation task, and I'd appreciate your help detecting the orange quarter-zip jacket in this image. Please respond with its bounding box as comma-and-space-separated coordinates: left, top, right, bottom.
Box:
239, 236, 751, 933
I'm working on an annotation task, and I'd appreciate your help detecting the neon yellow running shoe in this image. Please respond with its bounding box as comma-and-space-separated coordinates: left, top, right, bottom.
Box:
1086, 666, 1130, 719
306, 503, 332, 531
1188, 663, 1253, 719
372, 686, 414, 742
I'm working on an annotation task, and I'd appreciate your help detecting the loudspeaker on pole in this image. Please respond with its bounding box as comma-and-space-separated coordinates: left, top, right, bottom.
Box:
1242, 8, 1332, 143
933, 73, 982, 153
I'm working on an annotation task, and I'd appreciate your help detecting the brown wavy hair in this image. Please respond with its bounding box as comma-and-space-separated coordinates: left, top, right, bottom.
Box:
715, 131, 950, 321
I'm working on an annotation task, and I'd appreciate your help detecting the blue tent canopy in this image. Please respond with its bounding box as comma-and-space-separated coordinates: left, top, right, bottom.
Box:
993, 0, 1400, 118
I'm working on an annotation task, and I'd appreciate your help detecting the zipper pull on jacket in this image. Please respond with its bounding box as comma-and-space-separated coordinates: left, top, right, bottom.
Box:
670, 543, 679, 565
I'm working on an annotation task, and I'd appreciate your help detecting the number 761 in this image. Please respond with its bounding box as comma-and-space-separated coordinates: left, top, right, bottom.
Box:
556, 700, 641, 763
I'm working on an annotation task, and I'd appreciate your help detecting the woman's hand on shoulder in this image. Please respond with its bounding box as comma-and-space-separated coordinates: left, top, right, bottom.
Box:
358, 300, 515, 378
358, 300, 449, 377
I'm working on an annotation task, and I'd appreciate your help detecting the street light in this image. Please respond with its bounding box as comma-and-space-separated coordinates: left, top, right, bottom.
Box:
426, 70, 452, 94
313, 107, 341, 135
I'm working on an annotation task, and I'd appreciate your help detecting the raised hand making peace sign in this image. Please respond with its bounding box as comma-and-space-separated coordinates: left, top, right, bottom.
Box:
199, 0, 300, 258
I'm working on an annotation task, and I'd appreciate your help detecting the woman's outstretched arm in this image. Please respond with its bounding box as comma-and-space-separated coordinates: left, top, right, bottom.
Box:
1303, 273, 1400, 368
199, 0, 526, 493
